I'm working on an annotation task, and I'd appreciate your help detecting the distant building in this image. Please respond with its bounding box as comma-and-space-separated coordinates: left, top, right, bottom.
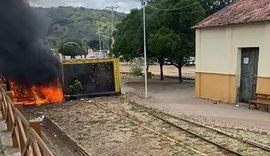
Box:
50, 47, 59, 53
86, 52, 107, 59
193, 0, 270, 103
58, 52, 108, 61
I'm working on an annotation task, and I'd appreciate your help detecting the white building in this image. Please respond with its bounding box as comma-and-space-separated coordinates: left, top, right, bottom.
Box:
194, 0, 270, 103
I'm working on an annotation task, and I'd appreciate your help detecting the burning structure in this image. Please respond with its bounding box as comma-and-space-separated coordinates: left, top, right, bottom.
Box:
0, 0, 121, 105
10, 80, 63, 105
0, 0, 63, 105
61, 59, 121, 98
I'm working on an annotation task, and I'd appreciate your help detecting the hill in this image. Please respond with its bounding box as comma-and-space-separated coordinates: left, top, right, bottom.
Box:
34, 7, 125, 49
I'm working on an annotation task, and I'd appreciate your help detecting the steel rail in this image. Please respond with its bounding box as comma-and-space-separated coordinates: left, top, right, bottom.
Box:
94, 103, 208, 156
149, 112, 242, 156
130, 102, 270, 153
100, 103, 243, 156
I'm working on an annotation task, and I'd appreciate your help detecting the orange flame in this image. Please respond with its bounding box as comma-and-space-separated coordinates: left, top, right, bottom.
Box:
10, 80, 63, 105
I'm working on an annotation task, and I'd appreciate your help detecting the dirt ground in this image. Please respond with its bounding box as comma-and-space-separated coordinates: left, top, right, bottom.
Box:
25, 97, 201, 156
120, 63, 195, 78
25, 95, 270, 156
22, 67, 270, 155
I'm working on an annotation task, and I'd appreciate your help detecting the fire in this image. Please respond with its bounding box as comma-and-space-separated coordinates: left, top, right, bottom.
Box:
10, 80, 63, 105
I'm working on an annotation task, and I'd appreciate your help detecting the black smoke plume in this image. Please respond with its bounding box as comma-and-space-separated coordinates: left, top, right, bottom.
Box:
0, 0, 60, 85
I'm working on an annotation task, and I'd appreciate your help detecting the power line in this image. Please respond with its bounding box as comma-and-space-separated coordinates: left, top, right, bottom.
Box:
169, 10, 204, 15
159, 3, 228, 15
105, 5, 119, 32
147, 0, 206, 11
105, 5, 119, 49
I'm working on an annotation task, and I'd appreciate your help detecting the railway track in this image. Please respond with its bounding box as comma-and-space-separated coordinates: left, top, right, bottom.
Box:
93, 103, 207, 156
94, 102, 270, 156
132, 103, 270, 155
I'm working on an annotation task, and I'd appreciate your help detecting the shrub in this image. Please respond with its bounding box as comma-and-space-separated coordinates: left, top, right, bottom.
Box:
130, 58, 143, 76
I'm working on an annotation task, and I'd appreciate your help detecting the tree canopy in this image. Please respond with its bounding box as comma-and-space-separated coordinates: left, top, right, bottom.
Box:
113, 9, 143, 61
148, 27, 180, 80
59, 41, 86, 58
161, 0, 205, 82
33, 7, 125, 48
113, 0, 205, 82
88, 40, 100, 50
200, 0, 234, 16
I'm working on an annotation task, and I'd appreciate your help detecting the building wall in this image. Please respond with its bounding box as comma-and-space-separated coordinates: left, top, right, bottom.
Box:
196, 73, 237, 103
196, 22, 270, 103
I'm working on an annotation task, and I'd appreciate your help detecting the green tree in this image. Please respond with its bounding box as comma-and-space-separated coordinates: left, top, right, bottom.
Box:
159, 0, 205, 82
113, 7, 163, 72
148, 27, 180, 80
113, 0, 205, 82
34, 7, 125, 49
200, 0, 234, 16
113, 9, 143, 61
59, 41, 86, 58
88, 40, 99, 50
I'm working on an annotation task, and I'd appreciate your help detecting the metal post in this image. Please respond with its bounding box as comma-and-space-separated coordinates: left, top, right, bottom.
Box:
99, 33, 102, 57
105, 6, 119, 49
142, 1, 148, 98
111, 8, 114, 34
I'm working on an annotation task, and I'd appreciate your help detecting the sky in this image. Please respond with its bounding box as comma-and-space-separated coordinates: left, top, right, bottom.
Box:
29, 0, 142, 13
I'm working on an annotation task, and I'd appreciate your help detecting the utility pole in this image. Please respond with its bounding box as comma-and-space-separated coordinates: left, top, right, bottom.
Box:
99, 32, 102, 53
98, 32, 102, 58
105, 5, 119, 49
141, 0, 148, 98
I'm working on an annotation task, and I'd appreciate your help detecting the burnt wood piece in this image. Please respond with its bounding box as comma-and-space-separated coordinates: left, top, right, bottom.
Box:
248, 93, 270, 111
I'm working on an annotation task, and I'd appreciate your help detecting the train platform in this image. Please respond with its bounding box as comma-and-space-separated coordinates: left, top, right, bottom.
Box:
123, 79, 270, 132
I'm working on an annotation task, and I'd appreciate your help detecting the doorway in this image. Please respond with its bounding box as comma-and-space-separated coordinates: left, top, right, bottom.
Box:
239, 48, 259, 103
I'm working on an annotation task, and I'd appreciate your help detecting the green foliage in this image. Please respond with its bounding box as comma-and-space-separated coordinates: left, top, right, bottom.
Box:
59, 41, 86, 58
148, 27, 180, 80
34, 7, 125, 48
130, 58, 143, 76
88, 40, 99, 50
68, 80, 83, 95
161, 0, 205, 82
148, 27, 180, 61
113, 0, 205, 82
113, 9, 143, 60
200, 0, 234, 16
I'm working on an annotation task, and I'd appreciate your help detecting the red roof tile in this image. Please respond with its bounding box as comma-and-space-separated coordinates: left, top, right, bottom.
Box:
193, 0, 270, 28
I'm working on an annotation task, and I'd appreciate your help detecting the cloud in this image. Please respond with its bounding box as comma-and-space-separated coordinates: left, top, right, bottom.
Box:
29, 0, 141, 13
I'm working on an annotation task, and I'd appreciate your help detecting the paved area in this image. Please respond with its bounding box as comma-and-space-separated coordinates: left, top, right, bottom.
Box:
123, 79, 270, 132
0, 115, 20, 156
